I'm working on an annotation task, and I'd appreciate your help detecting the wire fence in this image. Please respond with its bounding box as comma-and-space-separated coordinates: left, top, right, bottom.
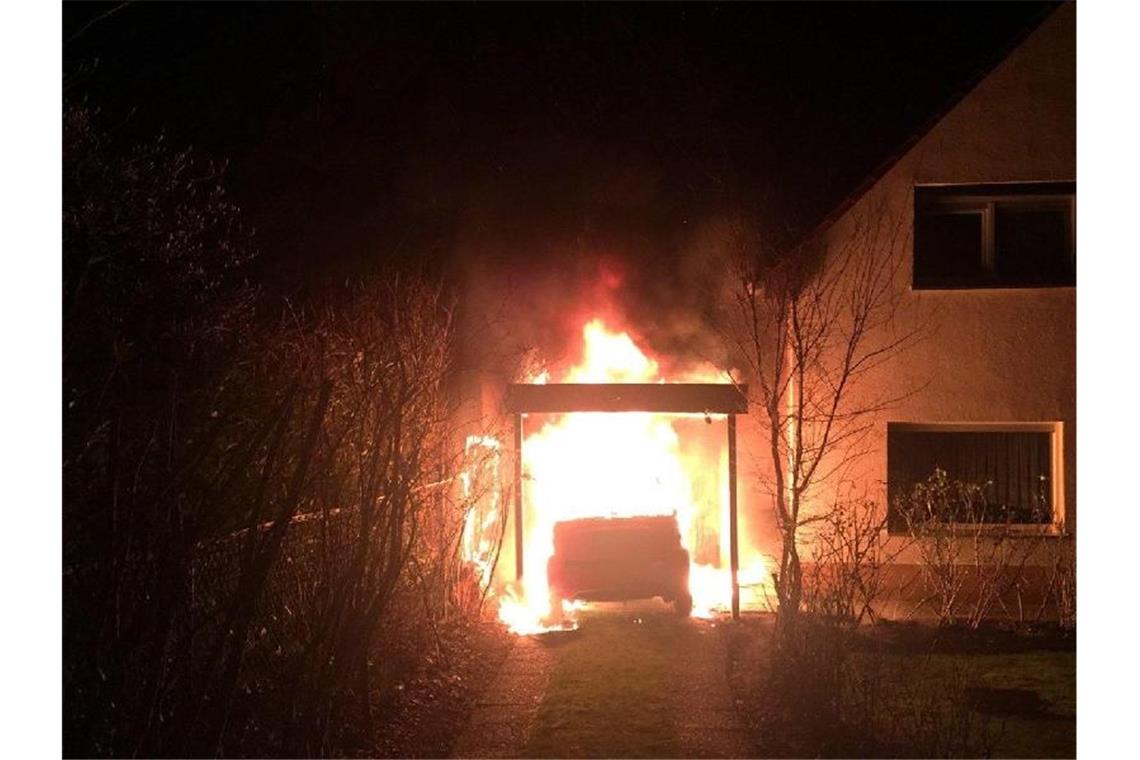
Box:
187, 507, 360, 690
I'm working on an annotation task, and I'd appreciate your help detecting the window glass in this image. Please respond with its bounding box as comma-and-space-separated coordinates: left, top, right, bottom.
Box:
913, 182, 1074, 289
914, 210, 984, 286
995, 202, 1074, 286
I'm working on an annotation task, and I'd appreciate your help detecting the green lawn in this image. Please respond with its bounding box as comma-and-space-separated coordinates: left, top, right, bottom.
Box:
964, 650, 1075, 758
844, 645, 1075, 758
524, 611, 692, 758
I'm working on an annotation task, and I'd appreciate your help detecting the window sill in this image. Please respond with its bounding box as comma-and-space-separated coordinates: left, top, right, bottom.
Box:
888, 523, 1068, 539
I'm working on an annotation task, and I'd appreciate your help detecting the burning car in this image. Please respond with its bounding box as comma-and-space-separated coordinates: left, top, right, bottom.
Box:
546, 514, 693, 617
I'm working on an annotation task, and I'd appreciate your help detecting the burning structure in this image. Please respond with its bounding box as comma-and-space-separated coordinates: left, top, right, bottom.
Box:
461, 319, 770, 633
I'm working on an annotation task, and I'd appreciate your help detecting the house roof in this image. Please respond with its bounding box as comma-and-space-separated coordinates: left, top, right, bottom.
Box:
794, 2, 1066, 251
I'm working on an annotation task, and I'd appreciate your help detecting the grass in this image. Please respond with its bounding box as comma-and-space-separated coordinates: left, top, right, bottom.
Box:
728, 616, 1075, 758
523, 609, 1074, 758
841, 649, 1075, 757
956, 650, 1075, 758
523, 609, 691, 758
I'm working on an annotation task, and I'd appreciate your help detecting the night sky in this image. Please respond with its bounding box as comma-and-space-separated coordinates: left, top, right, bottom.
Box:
63, 2, 1058, 302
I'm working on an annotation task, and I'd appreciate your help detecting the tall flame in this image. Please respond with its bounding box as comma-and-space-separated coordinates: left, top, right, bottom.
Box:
472, 318, 771, 633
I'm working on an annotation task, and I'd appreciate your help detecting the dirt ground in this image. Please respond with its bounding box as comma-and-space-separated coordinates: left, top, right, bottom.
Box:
372, 620, 514, 758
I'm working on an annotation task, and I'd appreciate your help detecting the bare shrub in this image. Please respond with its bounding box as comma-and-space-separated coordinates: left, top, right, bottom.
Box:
63, 102, 265, 757
803, 496, 911, 626
1035, 535, 1075, 628
141, 274, 482, 757
270, 274, 462, 752
898, 468, 1046, 628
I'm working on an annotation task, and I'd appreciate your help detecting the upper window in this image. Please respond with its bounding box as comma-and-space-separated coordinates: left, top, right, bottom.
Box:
913, 182, 1075, 289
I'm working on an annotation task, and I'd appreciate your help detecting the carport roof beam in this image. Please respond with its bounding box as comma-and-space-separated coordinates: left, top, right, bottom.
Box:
504, 383, 748, 414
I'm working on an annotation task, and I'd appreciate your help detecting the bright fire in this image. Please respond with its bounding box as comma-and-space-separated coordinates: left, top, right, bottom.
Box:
468, 318, 772, 633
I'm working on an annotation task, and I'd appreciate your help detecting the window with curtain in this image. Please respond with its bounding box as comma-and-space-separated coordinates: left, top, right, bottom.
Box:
887, 423, 1056, 532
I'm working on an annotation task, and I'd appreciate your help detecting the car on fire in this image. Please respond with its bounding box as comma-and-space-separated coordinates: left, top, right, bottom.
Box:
546, 514, 693, 617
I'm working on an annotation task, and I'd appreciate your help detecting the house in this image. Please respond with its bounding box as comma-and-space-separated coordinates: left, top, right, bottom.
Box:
802, 1, 1075, 618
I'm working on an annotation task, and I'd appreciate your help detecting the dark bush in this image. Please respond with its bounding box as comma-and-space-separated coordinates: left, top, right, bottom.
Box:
63, 105, 493, 757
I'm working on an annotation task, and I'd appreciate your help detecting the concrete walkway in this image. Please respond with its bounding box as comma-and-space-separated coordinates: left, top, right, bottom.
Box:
450, 636, 555, 758
674, 621, 753, 758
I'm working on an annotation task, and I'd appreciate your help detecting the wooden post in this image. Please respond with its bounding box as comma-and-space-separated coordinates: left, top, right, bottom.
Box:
514, 413, 524, 581
729, 414, 740, 620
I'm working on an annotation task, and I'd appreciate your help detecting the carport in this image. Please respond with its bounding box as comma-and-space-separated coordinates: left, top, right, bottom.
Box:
503, 383, 749, 618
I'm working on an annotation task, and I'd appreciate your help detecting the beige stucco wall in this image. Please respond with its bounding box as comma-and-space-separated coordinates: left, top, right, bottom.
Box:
806, 2, 1076, 571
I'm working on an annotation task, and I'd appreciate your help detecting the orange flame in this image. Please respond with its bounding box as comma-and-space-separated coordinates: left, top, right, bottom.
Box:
470, 318, 772, 633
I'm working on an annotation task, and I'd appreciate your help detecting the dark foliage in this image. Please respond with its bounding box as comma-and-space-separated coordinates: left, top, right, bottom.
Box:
64, 101, 263, 755
63, 105, 491, 757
